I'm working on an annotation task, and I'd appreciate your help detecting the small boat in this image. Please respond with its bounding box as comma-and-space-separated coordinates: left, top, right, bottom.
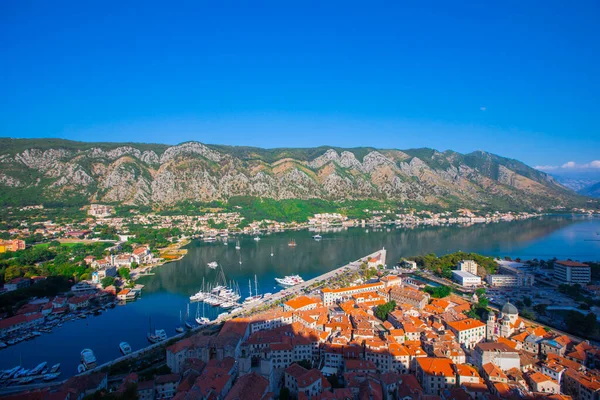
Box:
204, 236, 217, 242
312, 234, 322, 240
43, 372, 61, 381
270, 246, 274, 257
176, 310, 184, 333
119, 342, 132, 355
81, 348, 97, 370
253, 236, 260, 241
0, 342, 6, 349
239, 255, 242, 265
29, 362, 47, 376
235, 240, 241, 250
77, 364, 86, 374
207, 261, 218, 269
288, 239, 296, 247
50, 364, 60, 373
147, 329, 167, 343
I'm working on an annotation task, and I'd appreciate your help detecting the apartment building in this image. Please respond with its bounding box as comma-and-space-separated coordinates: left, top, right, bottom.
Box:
415, 357, 456, 396
458, 260, 478, 275
554, 260, 591, 285
486, 273, 535, 287
321, 282, 384, 306
389, 285, 430, 309
445, 318, 486, 349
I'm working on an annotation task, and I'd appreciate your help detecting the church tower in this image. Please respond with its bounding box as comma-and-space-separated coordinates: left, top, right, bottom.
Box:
486, 310, 496, 340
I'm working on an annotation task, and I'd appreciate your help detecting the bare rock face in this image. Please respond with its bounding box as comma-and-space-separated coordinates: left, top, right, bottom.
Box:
0, 140, 576, 208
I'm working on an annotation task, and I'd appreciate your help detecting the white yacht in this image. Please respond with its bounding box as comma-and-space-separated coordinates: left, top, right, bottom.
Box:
119, 342, 132, 355
275, 275, 305, 286
203, 236, 217, 242
207, 261, 218, 269
253, 236, 260, 241
80, 349, 97, 370
312, 234, 322, 240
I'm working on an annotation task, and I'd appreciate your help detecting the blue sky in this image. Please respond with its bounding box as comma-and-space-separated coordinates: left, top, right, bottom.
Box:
1, 1, 598, 169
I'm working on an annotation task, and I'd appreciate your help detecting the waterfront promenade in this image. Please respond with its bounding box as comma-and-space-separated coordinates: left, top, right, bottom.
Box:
52, 248, 387, 383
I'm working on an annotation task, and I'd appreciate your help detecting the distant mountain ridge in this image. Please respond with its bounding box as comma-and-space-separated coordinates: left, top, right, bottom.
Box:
0, 138, 585, 209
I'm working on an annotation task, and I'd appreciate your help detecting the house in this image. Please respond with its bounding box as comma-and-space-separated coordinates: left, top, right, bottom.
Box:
472, 342, 520, 371
0, 312, 44, 336
527, 371, 560, 394
132, 246, 153, 264
68, 295, 90, 311
284, 296, 320, 312
224, 372, 270, 400
284, 363, 324, 398
444, 318, 486, 349
137, 380, 155, 400
415, 357, 456, 396
155, 374, 181, 399
61, 372, 108, 400
4, 277, 31, 292
0, 239, 26, 253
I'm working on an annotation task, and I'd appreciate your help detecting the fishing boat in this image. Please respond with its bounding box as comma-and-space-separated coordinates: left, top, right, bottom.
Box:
275, 275, 304, 286
80, 349, 97, 370
119, 342, 132, 355
207, 261, 218, 269
288, 239, 296, 247
235, 240, 241, 250
312, 234, 322, 240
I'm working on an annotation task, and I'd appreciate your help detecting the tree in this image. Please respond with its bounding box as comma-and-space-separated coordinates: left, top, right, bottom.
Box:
4, 265, 22, 281
101, 276, 115, 288
475, 288, 486, 297
523, 296, 532, 307
375, 300, 396, 321
118, 268, 131, 280
533, 304, 548, 315
424, 285, 451, 298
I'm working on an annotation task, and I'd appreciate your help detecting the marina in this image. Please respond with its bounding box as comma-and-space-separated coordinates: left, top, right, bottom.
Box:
0, 215, 598, 380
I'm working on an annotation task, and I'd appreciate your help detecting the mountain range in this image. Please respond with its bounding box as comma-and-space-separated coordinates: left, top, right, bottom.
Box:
0, 138, 588, 210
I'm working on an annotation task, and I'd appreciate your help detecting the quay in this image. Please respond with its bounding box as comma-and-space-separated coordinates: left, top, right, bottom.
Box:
70, 248, 388, 378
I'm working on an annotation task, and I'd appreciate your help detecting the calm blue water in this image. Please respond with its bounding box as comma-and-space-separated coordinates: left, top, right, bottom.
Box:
1, 215, 598, 377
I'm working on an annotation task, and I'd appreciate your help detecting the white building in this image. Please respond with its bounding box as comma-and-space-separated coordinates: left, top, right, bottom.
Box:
553, 260, 590, 285
445, 318, 486, 349
452, 270, 481, 287
458, 260, 478, 275
321, 282, 384, 306
486, 273, 534, 287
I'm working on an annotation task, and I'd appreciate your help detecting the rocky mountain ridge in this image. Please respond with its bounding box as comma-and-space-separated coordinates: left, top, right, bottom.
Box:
0, 138, 584, 209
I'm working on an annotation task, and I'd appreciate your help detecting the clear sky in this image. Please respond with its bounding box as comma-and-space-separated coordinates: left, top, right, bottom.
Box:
1, 1, 598, 169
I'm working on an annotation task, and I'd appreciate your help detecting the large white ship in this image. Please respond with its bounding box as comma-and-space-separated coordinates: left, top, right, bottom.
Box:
275, 275, 304, 286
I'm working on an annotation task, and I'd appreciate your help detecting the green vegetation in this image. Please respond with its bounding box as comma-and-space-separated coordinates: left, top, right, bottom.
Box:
118, 267, 131, 280
424, 285, 452, 298
565, 310, 598, 336
374, 300, 397, 321
126, 225, 182, 248
0, 241, 112, 285
408, 252, 498, 278
0, 276, 73, 314
101, 276, 115, 288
